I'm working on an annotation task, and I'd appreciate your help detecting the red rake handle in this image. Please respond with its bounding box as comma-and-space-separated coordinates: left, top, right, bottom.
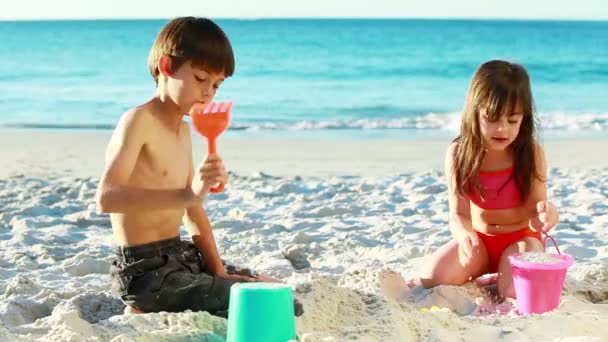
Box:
190, 101, 232, 194
206, 138, 224, 193
210, 181, 224, 193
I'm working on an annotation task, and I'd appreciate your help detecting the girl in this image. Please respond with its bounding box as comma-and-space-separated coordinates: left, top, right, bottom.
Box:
383, 60, 560, 299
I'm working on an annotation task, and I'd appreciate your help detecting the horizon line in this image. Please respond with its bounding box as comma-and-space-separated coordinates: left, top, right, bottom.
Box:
1, 16, 607, 23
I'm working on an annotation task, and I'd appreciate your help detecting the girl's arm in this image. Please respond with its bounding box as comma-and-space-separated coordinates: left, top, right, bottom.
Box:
526, 143, 559, 231
445, 143, 475, 239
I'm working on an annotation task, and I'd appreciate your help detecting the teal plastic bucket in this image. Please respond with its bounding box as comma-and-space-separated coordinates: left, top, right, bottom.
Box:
226, 282, 297, 342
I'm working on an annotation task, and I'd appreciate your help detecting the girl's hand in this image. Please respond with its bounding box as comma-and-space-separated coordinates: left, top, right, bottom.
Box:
536, 201, 559, 232
458, 230, 482, 266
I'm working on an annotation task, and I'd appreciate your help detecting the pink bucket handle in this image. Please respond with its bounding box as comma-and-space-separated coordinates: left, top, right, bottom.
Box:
543, 232, 561, 255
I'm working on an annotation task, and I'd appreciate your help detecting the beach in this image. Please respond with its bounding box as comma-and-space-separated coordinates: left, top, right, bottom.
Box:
2, 129, 608, 178
1, 16, 608, 342
1, 129, 607, 341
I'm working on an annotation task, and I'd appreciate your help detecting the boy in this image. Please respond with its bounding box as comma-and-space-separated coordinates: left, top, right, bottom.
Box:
96, 17, 302, 317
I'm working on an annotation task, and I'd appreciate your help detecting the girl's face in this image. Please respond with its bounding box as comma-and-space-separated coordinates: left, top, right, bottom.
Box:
479, 103, 524, 151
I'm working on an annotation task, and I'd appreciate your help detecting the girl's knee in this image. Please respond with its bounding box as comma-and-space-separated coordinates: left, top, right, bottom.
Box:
498, 277, 516, 299
503, 236, 544, 256
519, 236, 544, 252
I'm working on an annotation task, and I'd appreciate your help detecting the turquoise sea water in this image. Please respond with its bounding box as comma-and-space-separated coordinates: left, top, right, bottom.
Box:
0, 19, 607, 135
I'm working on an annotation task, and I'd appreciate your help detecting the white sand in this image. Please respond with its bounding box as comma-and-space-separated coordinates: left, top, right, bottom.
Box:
515, 252, 563, 264
2, 129, 608, 178
1, 128, 607, 341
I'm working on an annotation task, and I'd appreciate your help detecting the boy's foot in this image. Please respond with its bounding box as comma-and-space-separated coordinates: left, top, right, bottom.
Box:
255, 274, 282, 283
124, 306, 145, 315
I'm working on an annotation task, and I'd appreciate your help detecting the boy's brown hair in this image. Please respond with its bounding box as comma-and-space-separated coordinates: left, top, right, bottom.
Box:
148, 17, 235, 85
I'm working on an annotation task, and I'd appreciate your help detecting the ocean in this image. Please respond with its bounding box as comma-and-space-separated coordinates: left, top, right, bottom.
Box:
0, 19, 607, 135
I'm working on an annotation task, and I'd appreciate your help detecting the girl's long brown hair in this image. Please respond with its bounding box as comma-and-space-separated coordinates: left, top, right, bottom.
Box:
453, 60, 541, 202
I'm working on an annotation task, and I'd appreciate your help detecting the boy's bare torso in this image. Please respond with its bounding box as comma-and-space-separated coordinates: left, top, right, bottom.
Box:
110, 106, 191, 247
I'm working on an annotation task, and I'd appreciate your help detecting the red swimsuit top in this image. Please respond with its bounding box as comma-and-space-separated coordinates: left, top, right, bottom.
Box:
468, 167, 522, 209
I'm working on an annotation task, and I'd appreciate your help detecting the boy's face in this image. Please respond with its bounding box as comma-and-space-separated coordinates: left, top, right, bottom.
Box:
478, 103, 524, 151
166, 59, 226, 114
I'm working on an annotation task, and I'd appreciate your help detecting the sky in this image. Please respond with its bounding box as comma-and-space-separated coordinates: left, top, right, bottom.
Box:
1, 0, 607, 21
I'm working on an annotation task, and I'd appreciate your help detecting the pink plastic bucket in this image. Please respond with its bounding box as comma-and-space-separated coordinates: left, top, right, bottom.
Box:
508, 233, 573, 314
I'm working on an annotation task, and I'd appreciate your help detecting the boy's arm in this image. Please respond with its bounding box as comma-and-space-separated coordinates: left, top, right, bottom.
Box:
185, 204, 255, 281
185, 206, 225, 275
182, 128, 255, 281
96, 110, 199, 213
182, 127, 225, 276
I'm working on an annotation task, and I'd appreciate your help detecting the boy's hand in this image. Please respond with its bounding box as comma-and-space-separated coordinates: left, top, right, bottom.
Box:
535, 201, 559, 232
191, 154, 228, 200
213, 269, 257, 282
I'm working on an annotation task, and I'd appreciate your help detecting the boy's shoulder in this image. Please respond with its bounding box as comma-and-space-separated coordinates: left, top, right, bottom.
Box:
113, 102, 166, 136
118, 103, 154, 126
112, 101, 192, 141
106, 105, 158, 149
